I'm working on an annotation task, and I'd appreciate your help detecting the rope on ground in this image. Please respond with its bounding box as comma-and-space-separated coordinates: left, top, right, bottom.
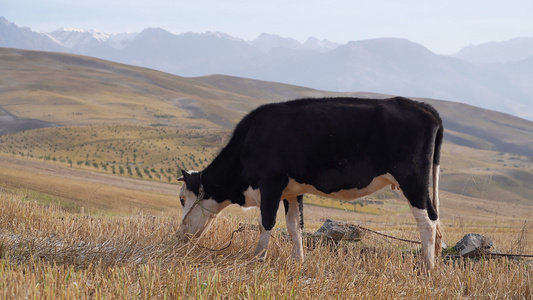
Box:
191, 222, 533, 259
357, 224, 533, 259
474, 252, 533, 258
195, 224, 247, 252
358, 225, 421, 245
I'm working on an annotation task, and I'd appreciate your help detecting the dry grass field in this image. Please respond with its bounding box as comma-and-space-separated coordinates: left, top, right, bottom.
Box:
1, 186, 532, 299
0, 153, 532, 299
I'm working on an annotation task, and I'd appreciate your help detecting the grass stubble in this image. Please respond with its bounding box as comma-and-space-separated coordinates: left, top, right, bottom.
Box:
0, 189, 532, 299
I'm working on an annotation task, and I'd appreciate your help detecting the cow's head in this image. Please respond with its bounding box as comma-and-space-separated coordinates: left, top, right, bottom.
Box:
177, 170, 220, 238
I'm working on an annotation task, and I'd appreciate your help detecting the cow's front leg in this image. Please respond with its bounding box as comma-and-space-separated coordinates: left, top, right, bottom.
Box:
254, 181, 284, 260
283, 196, 304, 260
254, 220, 271, 260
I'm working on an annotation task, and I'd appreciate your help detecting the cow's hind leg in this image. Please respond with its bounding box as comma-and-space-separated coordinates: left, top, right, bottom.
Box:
402, 179, 439, 270
409, 205, 437, 270
283, 195, 304, 261
283, 195, 304, 230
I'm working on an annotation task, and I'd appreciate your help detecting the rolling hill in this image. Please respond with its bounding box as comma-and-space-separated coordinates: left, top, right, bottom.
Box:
0, 47, 327, 130
1, 48, 533, 205
2, 48, 533, 156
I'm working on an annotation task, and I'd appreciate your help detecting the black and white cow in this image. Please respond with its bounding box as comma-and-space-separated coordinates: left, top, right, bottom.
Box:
178, 97, 443, 269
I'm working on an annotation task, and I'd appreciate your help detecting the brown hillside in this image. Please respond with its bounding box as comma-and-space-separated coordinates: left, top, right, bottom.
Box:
1, 47, 532, 205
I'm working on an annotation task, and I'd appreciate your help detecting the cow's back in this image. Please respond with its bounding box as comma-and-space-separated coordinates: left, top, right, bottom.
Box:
239, 97, 442, 194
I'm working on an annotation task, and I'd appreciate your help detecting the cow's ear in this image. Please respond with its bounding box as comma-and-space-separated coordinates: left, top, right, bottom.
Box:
177, 170, 188, 183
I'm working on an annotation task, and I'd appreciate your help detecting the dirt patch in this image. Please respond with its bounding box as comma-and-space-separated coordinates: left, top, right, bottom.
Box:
0, 106, 58, 135
174, 98, 207, 119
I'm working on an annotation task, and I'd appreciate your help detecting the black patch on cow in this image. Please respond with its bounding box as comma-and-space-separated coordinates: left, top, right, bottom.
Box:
426, 197, 438, 221
180, 170, 202, 196
283, 199, 289, 215
297, 195, 304, 230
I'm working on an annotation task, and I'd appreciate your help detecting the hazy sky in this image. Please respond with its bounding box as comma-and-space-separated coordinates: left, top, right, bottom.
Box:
2, 0, 532, 54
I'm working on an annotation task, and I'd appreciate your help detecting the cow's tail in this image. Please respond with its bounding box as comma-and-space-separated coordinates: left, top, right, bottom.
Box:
432, 124, 444, 257
432, 125, 443, 215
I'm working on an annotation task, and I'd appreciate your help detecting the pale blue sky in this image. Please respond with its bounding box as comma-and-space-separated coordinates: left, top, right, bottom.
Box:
2, 0, 532, 54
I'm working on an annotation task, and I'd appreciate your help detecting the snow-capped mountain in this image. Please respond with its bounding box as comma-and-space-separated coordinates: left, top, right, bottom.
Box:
106, 32, 139, 49
303, 36, 339, 52
0, 17, 66, 52
48, 27, 138, 54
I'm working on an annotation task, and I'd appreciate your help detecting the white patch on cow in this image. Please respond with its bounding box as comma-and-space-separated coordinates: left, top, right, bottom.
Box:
409, 205, 437, 270
285, 196, 304, 260
243, 186, 261, 207
283, 173, 400, 201
179, 183, 198, 219
179, 197, 220, 237
179, 180, 230, 238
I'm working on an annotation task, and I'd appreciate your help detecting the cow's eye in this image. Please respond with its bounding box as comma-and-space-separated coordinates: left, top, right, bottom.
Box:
179, 197, 185, 207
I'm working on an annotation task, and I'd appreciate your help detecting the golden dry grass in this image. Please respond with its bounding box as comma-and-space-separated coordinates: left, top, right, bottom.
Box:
1, 187, 532, 299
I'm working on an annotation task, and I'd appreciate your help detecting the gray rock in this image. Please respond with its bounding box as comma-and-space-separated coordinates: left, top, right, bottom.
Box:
454, 233, 494, 257
312, 219, 363, 242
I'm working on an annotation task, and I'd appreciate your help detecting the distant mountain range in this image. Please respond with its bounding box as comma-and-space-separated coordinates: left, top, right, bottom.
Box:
453, 37, 533, 64
1, 17, 532, 121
